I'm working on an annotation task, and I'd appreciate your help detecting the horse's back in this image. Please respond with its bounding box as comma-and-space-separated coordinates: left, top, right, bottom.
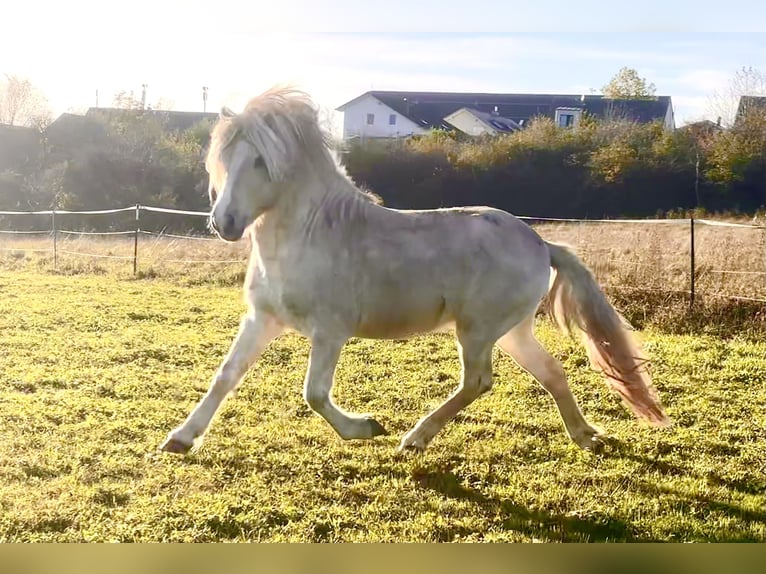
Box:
345, 204, 551, 338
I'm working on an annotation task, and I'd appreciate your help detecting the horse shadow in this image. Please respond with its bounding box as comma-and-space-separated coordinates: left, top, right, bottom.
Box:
410, 436, 764, 542
411, 466, 639, 542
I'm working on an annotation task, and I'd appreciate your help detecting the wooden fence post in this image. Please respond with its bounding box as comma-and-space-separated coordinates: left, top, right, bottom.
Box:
52, 209, 57, 270
133, 204, 140, 275
690, 217, 696, 309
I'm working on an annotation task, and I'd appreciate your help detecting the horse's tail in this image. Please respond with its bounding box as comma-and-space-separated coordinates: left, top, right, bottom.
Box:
546, 241, 670, 427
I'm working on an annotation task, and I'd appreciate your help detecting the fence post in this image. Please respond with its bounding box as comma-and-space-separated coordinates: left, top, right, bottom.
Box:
133, 203, 140, 275
51, 209, 57, 270
689, 217, 695, 309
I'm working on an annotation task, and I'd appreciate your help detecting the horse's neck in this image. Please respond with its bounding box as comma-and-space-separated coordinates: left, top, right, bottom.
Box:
253, 173, 369, 253
291, 171, 370, 224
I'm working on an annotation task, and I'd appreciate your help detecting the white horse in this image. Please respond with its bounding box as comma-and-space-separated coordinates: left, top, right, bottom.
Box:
160, 87, 669, 455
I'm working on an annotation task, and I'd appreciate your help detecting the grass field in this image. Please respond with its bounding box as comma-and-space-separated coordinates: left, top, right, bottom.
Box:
0, 270, 763, 542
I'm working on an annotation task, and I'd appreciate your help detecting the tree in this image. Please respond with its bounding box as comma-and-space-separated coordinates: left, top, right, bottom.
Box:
602, 67, 657, 99
0, 74, 52, 128
112, 90, 175, 111
112, 90, 144, 110
707, 66, 766, 128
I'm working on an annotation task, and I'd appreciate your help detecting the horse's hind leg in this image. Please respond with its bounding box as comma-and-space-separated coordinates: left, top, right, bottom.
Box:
399, 328, 494, 452
303, 335, 388, 440
496, 314, 602, 450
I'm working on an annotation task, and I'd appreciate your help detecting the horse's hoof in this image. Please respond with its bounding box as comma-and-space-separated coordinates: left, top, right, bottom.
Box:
586, 436, 604, 454
366, 417, 389, 437
160, 437, 193, 454
397, 435, 427, 453
575, 433, 605, 453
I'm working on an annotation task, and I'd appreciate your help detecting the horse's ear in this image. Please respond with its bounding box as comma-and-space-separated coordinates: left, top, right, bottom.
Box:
220, 106, 235, 119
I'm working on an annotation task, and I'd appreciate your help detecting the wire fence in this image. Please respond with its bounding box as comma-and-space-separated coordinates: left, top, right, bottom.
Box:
0, 204, 248, 273
1, 204, 766, 305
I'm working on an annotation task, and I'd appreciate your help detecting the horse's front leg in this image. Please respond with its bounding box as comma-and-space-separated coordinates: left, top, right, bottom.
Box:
304, 336, 388, 439
160, 311, 283, 454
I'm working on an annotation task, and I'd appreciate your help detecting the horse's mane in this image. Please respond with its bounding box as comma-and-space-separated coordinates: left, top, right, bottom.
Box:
207, 86, 378, 204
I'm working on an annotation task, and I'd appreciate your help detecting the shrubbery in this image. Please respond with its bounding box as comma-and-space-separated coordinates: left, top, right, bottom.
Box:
2, 109, 766, 223
343, 111, 766, 218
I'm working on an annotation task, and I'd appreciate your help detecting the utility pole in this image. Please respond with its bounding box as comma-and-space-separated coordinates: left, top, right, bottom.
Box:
141, 84, 148, 109
202, 86, 209, 112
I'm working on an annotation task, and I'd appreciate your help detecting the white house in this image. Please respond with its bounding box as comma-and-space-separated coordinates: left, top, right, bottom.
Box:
335, 92, 427, 140
444, 107, 521, 136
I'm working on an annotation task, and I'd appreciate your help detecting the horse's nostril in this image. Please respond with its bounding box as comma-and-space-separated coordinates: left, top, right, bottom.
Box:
224, 214, 235, 231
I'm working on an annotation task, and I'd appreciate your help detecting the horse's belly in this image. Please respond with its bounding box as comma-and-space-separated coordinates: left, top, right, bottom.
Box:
354, 300, 452, 339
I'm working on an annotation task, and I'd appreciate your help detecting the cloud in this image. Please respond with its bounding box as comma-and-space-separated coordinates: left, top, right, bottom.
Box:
671, 95, 712, 124
675, 69, 731, 93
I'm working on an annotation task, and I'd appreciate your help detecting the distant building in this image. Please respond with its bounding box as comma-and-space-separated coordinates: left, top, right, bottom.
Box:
735, 95, 766, 124
443, 107, 522, 136
336, 91, 675, 140
0, 124, 41, 170
84, 108, 218, 132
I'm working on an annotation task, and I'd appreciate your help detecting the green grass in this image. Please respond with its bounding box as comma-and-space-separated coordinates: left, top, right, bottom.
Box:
0, 270, 763, 542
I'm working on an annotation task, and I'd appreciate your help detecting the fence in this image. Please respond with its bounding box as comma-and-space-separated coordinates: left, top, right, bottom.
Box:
0, 204, 248, 274
1, 204, 766, 305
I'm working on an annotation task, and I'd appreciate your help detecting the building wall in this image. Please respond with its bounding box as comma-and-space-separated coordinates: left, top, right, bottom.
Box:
339, 94, 425, 140
664, 101, 676, 131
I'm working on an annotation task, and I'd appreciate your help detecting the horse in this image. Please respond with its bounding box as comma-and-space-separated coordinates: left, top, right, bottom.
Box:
160, 86, 669, 456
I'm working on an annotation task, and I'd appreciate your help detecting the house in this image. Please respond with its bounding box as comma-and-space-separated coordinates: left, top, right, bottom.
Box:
45, 113, 108, 156
679, 118, 723, 138
443, 107, 521, 136
0, 124, 42, 170
84, 108, 218, 132
336, 91, 675, 140
735, 95, 766, 123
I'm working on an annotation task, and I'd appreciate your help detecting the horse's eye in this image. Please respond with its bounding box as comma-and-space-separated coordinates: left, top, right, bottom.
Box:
254, 156, 265, 169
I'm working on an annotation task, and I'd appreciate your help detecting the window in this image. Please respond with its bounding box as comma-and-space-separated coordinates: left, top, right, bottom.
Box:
366, 113, 375, 125
389, 114, 397, 125
554, 107, 581, 129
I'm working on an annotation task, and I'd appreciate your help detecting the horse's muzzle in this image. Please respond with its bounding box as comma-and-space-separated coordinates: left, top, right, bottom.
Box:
211, 213, 244, 242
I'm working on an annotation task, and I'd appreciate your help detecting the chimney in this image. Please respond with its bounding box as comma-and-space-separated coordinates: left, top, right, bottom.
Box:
716, 116, 721, 126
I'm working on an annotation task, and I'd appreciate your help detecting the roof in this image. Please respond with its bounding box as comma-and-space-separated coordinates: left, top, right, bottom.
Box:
679, 119, 723, 134
0, 123, 38, 135
736, 96, 766, 119
337, 91, 673, 129
85, 107, 218, 132
45, 113, 107, 151
0, 124, 42, 170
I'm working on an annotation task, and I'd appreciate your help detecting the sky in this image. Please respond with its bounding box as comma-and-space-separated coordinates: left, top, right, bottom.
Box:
2, 1, 766, 130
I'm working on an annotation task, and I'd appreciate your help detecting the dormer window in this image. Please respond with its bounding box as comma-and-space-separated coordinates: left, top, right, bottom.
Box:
555, 107, 582, 128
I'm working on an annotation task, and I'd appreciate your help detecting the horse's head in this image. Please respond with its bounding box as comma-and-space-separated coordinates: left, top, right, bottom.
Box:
205, 87, 328, 241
